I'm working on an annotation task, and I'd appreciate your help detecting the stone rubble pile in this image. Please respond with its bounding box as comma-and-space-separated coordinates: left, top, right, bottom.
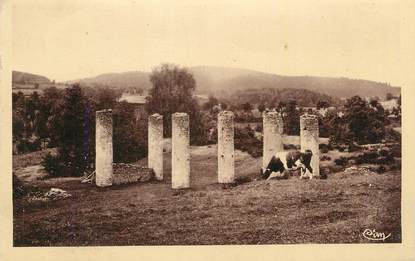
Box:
343, 166, 377, 175
113, 163, 154, 185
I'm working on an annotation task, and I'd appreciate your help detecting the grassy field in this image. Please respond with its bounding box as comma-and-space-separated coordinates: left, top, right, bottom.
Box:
13, 145, 401, 246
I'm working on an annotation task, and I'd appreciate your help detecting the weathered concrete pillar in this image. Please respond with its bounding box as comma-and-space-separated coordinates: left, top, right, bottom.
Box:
172, 113, 190, 189
95, 109, 113, 187
300, 114, 320, 177
262, 112, 284, 168
148, 113, 164, 180
218, 111, 235, 183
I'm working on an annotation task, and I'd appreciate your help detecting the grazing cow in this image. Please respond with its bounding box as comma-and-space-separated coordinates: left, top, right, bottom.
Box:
260, 150, 313, 180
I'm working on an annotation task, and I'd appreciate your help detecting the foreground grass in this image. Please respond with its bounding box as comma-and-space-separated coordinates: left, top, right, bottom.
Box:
13, 146, 401, 246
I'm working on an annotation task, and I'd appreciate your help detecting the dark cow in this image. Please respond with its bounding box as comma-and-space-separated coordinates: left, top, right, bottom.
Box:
260, 150, 313, 180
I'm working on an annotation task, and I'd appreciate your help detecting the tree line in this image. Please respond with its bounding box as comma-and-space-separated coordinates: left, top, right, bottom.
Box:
13, 64, 401, 177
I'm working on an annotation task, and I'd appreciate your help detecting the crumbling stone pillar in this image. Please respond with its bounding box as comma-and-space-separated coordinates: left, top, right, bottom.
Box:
148, 113, 163, 181
300, 114, 320, 177
172, 113, 190, 189
218, 111, 235, 183
95, 109, 113, 187
263, 112, 284, 168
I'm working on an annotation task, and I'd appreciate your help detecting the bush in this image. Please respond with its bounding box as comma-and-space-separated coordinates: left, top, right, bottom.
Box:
320, 155, 331, 161
390, 161, 401, 171
13, 174, 26, 199
379, 148, 390, 157
41, 152, 62, 177
255, 124, 263, 132
234, 127, 262, 158
389, 144, 401, 158
376, 165, 387, 174
16, 139, 41, 153
334, 157, 348, 166
284, 144, 299, 150
319, 143, 331, 153
347, 142, 360, 152
357, 151, 378, 163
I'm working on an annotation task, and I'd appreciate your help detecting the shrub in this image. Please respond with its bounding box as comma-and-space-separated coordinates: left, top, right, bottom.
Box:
379, 148, 390, 157
390, 161, 401, 171
16, 139, 41, 153
13, 174, 26, 199
347, 142, 360, 152
389, 144, 401, 158
360, 151, 378, 162
284, 144, 299, 150
255, 124, 263, 132
320, 155, 331, 161
334, 157, 348, 166
40, 152, 62, 177
376, 165, 387, 174
234, 127, 262, 158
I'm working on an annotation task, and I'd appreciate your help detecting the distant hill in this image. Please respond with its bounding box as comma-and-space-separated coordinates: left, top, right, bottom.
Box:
57, 66, 402, 99
67, 71, 151, 90
12, 71, 51, 85
189, 66, 401, 99
227, 88, 342, 107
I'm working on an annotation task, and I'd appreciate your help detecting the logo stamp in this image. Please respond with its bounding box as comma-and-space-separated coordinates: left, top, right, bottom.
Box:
362, 229, 391, 241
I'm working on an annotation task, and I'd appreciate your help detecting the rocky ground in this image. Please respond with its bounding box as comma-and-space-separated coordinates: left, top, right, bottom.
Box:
13, 145, 401, 246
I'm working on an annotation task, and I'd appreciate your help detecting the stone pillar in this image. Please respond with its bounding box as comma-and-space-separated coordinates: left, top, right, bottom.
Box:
218, 111, 235, 183
172, 113, 190, 189
262, 112, 284, 168
148, 113, 164, 180
300, 114, 319, 177
95, 109, 113, 187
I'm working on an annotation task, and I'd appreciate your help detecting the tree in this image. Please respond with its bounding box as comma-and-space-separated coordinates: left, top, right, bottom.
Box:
257, 103, 266, 113
146, 64, 207, 144
113, 101, 147, 162
241, 102, 253, 112
12, 92, 26, 145
316, 100, 330, 110
386, 92, 394, 101
344, 95, 387, 144
47, 84, 92, 176
277, 101, 286, 113
203, 95, 219, 112
283, 100, 300, 135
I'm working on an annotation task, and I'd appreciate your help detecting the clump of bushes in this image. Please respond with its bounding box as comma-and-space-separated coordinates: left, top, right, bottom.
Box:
334, 156, 348, 166
234, 127, 262, 158
376, 165, 387, 174
284, 144, 299, 150
16, 139, 41, 153
320, 155, 331, 161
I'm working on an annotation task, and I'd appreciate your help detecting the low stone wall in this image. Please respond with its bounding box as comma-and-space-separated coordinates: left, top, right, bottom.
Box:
113, 163, 154, 185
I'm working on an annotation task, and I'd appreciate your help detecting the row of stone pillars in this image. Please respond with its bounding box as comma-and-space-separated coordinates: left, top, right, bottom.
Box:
95, 109, 319, 188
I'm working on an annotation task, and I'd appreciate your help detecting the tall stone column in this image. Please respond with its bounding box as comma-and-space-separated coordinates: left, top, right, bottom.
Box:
300, 114, 320, 177
262, 112, 284, 168
218, 111, 235, 184
148, 113, 164, 181
95, 109, 113, 187
172, 113, 190, 189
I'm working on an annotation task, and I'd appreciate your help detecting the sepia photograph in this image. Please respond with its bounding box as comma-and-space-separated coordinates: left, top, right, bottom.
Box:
2, 0, 414, 256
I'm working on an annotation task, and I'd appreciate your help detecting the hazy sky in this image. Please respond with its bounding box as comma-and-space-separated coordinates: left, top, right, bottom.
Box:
12, 0, 413, 87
